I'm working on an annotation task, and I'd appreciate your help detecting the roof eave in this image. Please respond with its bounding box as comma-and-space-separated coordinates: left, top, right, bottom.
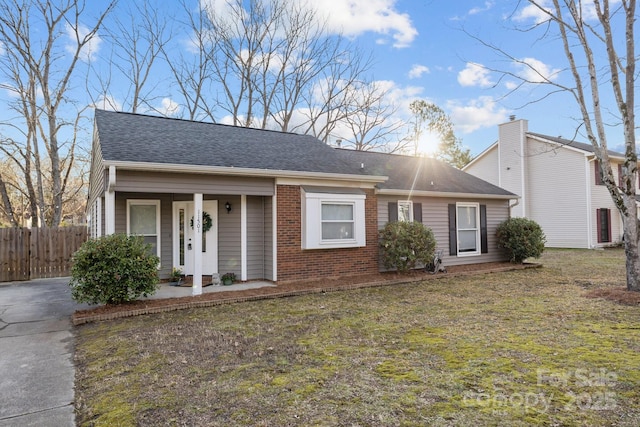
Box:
376, 188, 518, 199
103, 160, 388, 183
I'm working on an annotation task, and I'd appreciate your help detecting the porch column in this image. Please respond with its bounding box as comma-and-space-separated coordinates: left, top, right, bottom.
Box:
104, 166, 116, 235
192, 193, 203, 296
240, 195, 247, 281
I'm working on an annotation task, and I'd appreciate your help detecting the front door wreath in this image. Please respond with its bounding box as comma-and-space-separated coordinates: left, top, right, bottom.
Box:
190, 211, 213, 233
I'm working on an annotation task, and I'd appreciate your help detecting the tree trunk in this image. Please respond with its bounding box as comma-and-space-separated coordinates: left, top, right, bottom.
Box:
622, 193, 640, 291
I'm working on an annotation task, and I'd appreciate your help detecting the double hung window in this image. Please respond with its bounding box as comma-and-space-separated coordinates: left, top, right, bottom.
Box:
127, 200, 161, 258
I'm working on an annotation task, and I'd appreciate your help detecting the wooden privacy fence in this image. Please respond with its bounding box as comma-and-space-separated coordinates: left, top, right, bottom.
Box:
0, 226, 88, 282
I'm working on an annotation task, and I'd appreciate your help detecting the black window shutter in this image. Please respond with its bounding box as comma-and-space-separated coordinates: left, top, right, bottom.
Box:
413, 203, 422, 223
448, 204, 457, 256
480, 204, 488, 253
388, 202, 398, 222
596, 209, 602, 243
606, 208, 612, 243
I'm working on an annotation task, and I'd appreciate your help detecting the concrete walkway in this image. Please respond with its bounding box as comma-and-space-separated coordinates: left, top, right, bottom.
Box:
150, 280, 276, 299
0, 278, 89, 427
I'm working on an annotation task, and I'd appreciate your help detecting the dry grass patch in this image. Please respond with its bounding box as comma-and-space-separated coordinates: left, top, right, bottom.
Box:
74, 249, 640, 426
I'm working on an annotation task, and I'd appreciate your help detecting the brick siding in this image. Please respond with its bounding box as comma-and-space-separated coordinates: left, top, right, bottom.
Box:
276, 185, 379, 282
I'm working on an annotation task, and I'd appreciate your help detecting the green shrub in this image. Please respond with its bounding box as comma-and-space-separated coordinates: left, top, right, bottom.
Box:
379, 221, 437, 273
69, 234, 160, 305
496, 217, 546, 263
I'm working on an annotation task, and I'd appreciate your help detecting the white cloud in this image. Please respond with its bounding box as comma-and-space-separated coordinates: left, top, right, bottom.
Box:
468, 1, 495, 15
513, 2, 552, 24
458, 62, 493, 88
408, 64, 429, 79
448, 97, 510, 134
202, 0, 418, 49
1, 82, 44, 100
516, 57, 561, 83
514, 0, 619, 24
158, 98, 182, 117
310, 0, 417, 48
65, 23, 102, 62
92, 95, 122, 111
0, 41, 5, 56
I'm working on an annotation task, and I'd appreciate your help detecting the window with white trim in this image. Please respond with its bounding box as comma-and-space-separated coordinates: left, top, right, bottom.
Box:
398, 200, 413, 222
321, 203, 354, 240
127, 200, 161, 258
457, 202, 480, 256
302, 190, 366, 249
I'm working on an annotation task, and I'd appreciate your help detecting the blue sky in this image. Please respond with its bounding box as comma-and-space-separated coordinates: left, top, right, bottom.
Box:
1, 0, 629, 157
322, 0, 602, 155
268, 0, 626, 155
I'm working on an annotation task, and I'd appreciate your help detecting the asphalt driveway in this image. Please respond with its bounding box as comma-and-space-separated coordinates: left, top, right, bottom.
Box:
0, 277, 89, 427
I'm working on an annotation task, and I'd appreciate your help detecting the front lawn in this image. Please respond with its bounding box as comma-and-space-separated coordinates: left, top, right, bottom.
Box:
74, 249, 640, 426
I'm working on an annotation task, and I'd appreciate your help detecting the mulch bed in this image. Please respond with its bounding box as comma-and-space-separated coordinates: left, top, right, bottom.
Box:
72, 262, 543, 325
585, 288, 640, 306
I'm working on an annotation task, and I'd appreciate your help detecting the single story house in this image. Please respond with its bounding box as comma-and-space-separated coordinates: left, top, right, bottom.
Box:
88, 110, 517, 293
463, 117, 639, 248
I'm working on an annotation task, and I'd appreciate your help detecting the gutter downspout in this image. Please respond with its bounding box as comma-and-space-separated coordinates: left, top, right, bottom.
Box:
509, 198, 520, 218
105, 166, 116, 235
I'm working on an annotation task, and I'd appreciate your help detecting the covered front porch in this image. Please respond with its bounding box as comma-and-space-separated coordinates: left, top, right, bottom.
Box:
99, 167, 277, 296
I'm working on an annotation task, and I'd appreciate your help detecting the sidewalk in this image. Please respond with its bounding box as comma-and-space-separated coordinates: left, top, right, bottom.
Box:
0, 278, 90, 427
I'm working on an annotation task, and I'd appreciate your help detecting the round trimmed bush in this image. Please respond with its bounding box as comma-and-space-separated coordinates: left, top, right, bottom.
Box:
379, 221, 437, 273
496, 217, 546, 263
69, 234, 160, 305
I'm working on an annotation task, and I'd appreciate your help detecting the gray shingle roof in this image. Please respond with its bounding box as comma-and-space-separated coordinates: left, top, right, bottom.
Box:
528, 132, 625, 157
95, 109, 372, 176
336, 149, 516, 196
95, 109, 515, 197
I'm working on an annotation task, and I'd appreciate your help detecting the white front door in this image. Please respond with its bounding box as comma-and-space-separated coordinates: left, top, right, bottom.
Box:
173, 201, 218, 275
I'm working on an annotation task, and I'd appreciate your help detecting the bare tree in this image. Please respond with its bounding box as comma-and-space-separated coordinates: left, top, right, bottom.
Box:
0, 0, 114, 227
91, 0, 169, 114
0, 155, 21, 227
199, 0, 372, 136
161, 0, 219, 122
338, 81, 409, 153
476, 0, 638, 291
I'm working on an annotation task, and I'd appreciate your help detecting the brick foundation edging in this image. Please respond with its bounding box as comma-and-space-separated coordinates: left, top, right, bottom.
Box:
71, 263, 541, 326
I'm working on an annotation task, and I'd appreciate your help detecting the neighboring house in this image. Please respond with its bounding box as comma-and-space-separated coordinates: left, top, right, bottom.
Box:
463, 118, 638, 248
88, 110, 516, 289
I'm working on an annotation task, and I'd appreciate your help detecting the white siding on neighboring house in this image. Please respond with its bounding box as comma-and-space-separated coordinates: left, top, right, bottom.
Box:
498, 119, 528, 217
590, 159, 625, 247
525, 137, 590, 248
464, 144, 500, 186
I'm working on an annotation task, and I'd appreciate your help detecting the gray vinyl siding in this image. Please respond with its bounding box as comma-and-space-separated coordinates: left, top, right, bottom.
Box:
115, 170, 275, 196
264, 196, 274, 280
114, 193, 174, 278
378, 195, 509, 269
114, 192, 274, 280
247, 196, 265, 280
218, 195, 242, 278
87, 134, 105, 211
